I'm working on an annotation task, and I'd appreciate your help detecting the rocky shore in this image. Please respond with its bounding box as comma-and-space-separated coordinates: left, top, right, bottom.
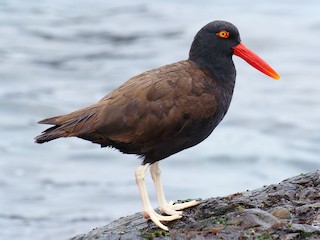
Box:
70, 170, 320, 240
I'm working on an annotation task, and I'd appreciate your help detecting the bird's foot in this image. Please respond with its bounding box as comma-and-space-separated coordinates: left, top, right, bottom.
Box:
142, 209, 182, 231
159, 200, 200, 216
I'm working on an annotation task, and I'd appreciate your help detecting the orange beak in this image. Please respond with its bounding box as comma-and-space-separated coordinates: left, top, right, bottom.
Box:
232, 42, 280, 80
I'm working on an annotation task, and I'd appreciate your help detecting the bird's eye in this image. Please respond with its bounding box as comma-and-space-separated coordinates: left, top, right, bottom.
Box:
217, 30, 230, 39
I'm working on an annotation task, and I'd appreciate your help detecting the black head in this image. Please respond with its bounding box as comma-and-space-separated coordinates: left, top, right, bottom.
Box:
189, 20, 280, 80
189, 20, 241, 68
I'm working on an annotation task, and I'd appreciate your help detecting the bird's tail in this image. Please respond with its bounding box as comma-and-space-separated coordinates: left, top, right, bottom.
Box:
35, 105, 99, 144
35, 116, 69, 143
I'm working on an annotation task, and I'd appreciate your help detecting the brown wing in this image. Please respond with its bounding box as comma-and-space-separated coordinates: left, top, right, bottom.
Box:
36, 60, 218, 161
88, 60, 218, 157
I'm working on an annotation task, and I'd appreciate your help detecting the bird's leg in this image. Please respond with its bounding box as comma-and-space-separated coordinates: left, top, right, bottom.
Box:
150, 162, 199, 216
135, 164, 181, 231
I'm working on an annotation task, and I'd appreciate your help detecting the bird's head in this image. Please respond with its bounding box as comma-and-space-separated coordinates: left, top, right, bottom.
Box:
189, 20, 280, 80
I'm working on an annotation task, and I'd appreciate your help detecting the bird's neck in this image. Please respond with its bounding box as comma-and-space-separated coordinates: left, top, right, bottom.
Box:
188, 36, 236, 84
189, 53, 236, 85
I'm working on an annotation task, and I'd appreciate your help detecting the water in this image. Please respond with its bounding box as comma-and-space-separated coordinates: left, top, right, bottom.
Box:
1, 0, 320, 239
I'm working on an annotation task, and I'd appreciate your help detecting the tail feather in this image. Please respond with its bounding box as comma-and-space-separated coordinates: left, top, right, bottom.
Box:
35, 105, 100, 144
35, 125, 67, 144
37, 116, 63, 125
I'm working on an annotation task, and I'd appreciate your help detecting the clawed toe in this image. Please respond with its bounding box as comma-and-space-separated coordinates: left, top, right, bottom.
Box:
168, 200, 200, 211
143, 209, 182, 230
160, 207, 183, 216
158, 199, 199, 217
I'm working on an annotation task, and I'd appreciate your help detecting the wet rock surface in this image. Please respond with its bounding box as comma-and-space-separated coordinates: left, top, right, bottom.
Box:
70, 171, 320, 240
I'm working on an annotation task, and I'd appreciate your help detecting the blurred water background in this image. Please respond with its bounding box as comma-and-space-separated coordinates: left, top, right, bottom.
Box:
1, 0, 320, 239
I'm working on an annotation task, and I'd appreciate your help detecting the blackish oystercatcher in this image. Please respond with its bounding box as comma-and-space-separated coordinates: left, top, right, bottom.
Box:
35, 20, 280, 230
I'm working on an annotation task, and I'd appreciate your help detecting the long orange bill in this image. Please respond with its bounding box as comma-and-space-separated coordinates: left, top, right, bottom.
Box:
232, 42, 280, 80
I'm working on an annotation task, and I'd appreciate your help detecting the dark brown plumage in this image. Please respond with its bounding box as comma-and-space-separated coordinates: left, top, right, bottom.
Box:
35, 20, 279, 230
36, 60, 234, 164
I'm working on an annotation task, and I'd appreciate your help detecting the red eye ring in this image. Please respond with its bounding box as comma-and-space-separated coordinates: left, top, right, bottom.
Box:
217, 30, 230, 39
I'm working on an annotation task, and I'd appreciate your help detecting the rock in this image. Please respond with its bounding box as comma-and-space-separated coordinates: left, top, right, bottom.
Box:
240, 209, 280, 229
69, 170, 320, 240
270, 207, 291, 220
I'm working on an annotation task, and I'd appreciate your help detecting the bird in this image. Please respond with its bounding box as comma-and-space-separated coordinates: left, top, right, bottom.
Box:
35, 20, 280, 231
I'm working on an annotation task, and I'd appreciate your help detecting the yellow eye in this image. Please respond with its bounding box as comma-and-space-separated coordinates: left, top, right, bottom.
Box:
217, 30, 230, 39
